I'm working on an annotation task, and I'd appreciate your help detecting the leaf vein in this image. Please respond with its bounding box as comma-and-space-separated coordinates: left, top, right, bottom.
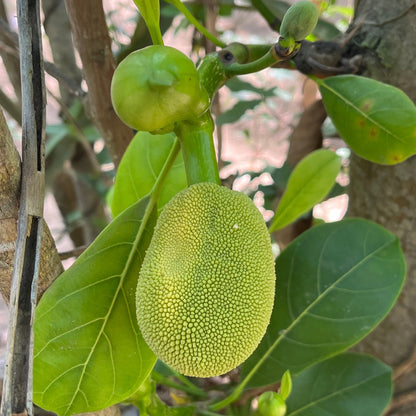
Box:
34, 318, 105, 358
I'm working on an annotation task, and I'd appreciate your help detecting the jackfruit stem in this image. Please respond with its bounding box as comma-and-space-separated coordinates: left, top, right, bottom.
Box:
197, 42, 300, 101
175, 112, 220, 186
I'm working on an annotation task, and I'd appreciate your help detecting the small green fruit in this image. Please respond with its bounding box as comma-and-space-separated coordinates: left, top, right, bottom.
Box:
111, 45, 209, 132
136, 183, 276, 377
257, 392, 287, 416
280, 1, 319, 41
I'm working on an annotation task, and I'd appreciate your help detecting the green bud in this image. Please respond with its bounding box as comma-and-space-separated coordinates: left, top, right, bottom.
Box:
257, 391, 287, 416
280, 1, 319, 41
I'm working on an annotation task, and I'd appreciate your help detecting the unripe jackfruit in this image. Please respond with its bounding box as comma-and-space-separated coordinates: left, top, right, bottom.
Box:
136, 183, 276, 377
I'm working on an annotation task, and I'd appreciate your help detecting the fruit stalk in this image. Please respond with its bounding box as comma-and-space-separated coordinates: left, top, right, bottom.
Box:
174, 112, 220, 186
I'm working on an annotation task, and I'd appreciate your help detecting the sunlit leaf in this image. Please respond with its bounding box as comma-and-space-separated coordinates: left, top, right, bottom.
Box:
111, 131, 187, 217
241, 218, 405, 388
286, 353, 392, 416
319, 75, 416, 165
269, 149, 341, 232
33, 197, 158, 416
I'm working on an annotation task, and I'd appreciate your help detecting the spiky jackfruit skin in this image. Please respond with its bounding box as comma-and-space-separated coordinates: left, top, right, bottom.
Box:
136, 183, 276, 377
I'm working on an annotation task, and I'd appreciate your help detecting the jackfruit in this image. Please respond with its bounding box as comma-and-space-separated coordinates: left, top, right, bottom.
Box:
136, 183, 276, 377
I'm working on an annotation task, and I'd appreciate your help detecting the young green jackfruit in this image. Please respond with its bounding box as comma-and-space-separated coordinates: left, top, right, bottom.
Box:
136, 183, 276, 377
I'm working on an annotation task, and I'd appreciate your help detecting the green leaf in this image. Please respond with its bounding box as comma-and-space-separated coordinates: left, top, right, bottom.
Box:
286, 353, 392, 416
111, 131, 187, 217
241, 218, 405, 388
33, 197, 158, 416
45, 124, 71, 156
216, 99, 263, 125
133, 0, 163, 45
318, 75, 416, 165
269, 149, 341, 232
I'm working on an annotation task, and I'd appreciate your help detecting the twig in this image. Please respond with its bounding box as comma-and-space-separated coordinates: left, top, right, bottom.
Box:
58, 245, 88, 260
0, 88, 21, 125
393, 343, 416, 381
0, 16, 85, 98
44, 61, 86, 98
0, 1, 46, 416
46, 89, 104, 179
385, 389, 416, 415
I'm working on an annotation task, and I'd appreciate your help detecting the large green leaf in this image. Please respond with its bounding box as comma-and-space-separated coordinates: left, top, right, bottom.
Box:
286, 353, 392, 416
111, 131, 187, 217
33, 197, 158, 416
318, 75, 416, 165
269, 149, 341, 232
241, 218, 405, 388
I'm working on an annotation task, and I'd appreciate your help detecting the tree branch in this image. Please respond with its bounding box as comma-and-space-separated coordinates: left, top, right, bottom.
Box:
65, 0, 134, 167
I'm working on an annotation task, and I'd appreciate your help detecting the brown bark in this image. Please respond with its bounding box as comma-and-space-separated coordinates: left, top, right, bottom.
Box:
0, 107, 63, 303
344, 1, 416, 414
64, 0, 134, 167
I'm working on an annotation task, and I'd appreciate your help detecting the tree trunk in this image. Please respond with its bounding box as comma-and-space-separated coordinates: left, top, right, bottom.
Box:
345, 1, 416, 414
64, 0, 134, 167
